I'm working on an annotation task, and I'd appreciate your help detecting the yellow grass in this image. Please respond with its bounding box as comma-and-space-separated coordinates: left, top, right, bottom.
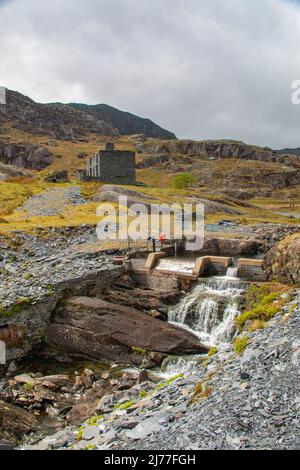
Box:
1, 125, 300, 232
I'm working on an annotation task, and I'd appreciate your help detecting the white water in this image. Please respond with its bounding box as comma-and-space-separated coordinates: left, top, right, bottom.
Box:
168, 268, 244, 349
226, 266, 238, 278
159, 356, 198, 379
161, 271, 245, 377
155, 258, 195, 274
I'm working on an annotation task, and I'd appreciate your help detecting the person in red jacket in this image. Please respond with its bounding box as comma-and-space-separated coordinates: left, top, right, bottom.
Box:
159, 233, 167, 246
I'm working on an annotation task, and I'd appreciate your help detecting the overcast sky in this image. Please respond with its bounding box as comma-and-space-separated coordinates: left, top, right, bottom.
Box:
1, 0, 300, 148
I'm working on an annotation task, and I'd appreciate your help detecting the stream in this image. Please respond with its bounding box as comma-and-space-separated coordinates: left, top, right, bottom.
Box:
161, 267, 246, 377
1, 264, 248, 443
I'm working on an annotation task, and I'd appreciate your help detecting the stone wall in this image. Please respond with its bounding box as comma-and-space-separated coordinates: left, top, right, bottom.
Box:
130, 271, 179, 292
86, 146, 136, 184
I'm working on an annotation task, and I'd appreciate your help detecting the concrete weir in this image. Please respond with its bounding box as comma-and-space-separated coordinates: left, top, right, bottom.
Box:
126, 253, 266, 282
237, 258, 265, 281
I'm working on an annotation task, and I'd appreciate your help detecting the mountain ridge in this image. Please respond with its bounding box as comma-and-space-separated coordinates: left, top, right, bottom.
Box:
0, 88, 175, 140
277, 147, 300, 157
68, 102, 176, 140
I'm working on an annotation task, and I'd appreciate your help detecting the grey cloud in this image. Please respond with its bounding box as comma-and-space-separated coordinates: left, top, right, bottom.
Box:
0, 0, 300, 147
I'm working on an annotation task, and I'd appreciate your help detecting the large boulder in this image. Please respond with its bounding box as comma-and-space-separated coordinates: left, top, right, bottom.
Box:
0, 400, 38, 444
45, 296, 208, 363
93, 185, 157, 213
0, 140, 53, 170
28, 147, 53, 170
0, 162, 34, 180
264, 233, 300, 285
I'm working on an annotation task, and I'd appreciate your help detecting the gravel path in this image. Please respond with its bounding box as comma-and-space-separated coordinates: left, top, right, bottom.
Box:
18, 186, 86, 217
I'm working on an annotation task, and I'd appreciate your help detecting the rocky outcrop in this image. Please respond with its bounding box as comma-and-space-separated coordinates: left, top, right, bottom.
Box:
69, 103, 176, 139
136, 139, 300, 194
0, 140, 53, 170
45, 296, 208, 364
93, 185, 242, 215
0, 256, 124, 363
0, 162, 34, 181
264, 233, 300, 284
93, 184, 156, 204
137, 139, 300, 167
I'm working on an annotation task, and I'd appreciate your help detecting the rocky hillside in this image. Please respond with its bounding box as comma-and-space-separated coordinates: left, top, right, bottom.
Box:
0, 225, 299, 449
137, 139, 300, 166
69, 103, 176, 140
277, 148, 300, 157
0, 89, 116, 140
0, 89, 175, 141
20, 292, 300, 451
136, 139, 300, 197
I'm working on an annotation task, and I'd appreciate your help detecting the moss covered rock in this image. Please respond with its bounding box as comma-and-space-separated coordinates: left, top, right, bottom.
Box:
264, 233, 300, 285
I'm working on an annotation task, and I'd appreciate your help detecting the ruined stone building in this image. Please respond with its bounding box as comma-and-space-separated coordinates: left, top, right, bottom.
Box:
79, 142, 136, 184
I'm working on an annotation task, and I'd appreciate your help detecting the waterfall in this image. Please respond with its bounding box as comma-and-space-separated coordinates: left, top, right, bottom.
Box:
226, 266, 238, 278
168, 274, 245, 348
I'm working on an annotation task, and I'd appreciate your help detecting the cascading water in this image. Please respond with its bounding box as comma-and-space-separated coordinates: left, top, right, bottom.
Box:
168, 267, 245, 348
160, 268, 245, 377
226, 266, 238, 278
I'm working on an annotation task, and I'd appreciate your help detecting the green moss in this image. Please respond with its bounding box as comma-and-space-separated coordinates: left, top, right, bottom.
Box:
114, 401, 135, 411
208, 347, 218, 357
236, 305, 279, 331
139, 389, 148, 399
233, 335, 248, 354
121, 401, 134, 410
87, 415, 104, 426
131, 346, 147, 355
23, 383, 33, 392
77, 426, 84, 441
45, 284, 55, 296
0, 297, 35, 317
23, 272, 32, 280
236, 284, 290, 331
